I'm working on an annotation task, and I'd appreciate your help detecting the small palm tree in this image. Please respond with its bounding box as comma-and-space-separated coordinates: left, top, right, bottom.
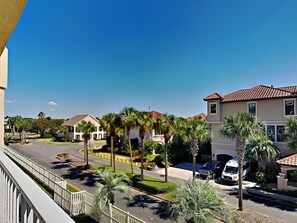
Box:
135, 112, 154, 181
286, 116, 297, 151
76, 120, 96, 167
180, 117, 211, 178
245, 134, 280, 172
170, 179, 235, 223
120, 107, 138, 174
93, 168, 133, 218
157, 114, 178, 182
220, 112, 263, 211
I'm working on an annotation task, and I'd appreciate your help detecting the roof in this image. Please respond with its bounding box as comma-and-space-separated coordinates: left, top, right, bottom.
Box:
62, 114, 98, 126
204, 85, 297, 102
277, 154, 297, 167
147, 111, 164, 120
187, 113, 207, 121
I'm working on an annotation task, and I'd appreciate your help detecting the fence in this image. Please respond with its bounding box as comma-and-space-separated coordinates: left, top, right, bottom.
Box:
4, 146, 146, 223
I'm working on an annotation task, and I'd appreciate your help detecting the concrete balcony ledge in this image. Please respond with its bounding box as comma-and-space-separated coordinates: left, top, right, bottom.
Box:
0, 149, 74, 223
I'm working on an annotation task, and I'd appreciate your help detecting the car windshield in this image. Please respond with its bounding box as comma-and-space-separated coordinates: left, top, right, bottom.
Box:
204, 162, 216, 168
224, 166, 238, 174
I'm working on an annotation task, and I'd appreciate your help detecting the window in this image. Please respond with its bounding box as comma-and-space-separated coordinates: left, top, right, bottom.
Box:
277, 126, 285, 142
267, 125, 275, 141
248, 102, 256, 115
209, 103, 217, 115
284, 99, 295, 115
99, 126, 103, 131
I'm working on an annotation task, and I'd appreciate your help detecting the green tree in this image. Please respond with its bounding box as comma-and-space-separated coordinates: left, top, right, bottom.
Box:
120, 107, 138, 174
180, 117, 211, 178
7, 116, 21, 136
76, 120, 96, 167
93, 168, 133, 218
170, 179, 234, 223
286, 116, 297, 151
220, 112, 263, 211
100, 113, 123, 172
245, 134, 279, 172
157, 114, 179, 182
135, 112, 154, 180
38, 112, 46, 119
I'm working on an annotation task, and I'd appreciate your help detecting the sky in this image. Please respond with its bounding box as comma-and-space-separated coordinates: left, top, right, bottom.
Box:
5, 0, 297, 119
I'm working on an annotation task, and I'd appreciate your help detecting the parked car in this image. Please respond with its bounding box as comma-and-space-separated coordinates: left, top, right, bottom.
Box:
196, 160, 224, 179
221, 158, 251, 184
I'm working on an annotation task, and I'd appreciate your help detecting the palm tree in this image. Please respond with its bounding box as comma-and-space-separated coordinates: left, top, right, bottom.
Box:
180, 117, 211, 178
170, 179, 235, 223
7, 116, 20, 136
157, 114, 178, 182
135, 112, 154, 180
245, 134, 279, 172
93, 168, 133, 218
286, 116, 297, 151
76, 120, 96, 167
220, 112, 263, 211
120, 107, 138, 174
100, 113, 123, 172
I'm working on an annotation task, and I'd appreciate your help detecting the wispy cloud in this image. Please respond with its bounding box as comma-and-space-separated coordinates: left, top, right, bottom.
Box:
47, 101, 58, 106
5, 99, 17, 104
50, 108, 55, 112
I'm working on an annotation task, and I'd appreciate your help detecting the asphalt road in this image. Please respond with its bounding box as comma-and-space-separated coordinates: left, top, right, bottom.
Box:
8, 140, 297, 223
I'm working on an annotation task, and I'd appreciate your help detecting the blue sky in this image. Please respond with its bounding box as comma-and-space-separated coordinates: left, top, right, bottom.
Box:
5, 0, 297, 119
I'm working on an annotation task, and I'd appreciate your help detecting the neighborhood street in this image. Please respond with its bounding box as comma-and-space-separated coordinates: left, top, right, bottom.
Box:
8, 140, 297, 223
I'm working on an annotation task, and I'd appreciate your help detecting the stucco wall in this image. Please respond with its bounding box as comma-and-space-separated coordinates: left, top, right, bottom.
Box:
0, 48, 8, 147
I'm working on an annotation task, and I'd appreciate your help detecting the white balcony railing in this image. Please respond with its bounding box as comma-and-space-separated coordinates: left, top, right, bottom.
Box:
0, 149, 75, 223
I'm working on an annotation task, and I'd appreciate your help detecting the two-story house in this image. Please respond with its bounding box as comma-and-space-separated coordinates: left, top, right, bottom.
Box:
62, 114, 105, 141
204, 85, 297, 163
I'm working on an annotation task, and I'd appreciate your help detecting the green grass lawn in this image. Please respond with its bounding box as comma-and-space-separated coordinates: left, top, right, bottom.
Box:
67, 183, 80, 192
37, 138, 80, 146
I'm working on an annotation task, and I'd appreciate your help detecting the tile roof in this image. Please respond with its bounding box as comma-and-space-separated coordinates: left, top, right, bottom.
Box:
204, 85, 297, 102
62, 114, 98, 126
187, 113, 207, 121
277, 154, 297, 167
204, 92, 223, 100
147, 111, 164, 120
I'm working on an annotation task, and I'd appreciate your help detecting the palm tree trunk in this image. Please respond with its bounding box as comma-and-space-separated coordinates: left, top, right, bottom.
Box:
238, 158, 243, 211
86, 139, 89, 167
140, 137, 144, 181
84, 138, 87, 163
128, 132, 134, 174
164, 141, 168, 182
192, 154, 196, 179
110, 136, 114, 167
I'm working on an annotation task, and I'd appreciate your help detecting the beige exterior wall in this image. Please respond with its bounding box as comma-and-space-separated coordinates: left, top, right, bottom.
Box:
207, 99, 221, 122
0, 48, 8, 147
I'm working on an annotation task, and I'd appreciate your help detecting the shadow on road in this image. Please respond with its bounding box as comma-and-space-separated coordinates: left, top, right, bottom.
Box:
150, 201, 171, 220
128, 194, 157, 208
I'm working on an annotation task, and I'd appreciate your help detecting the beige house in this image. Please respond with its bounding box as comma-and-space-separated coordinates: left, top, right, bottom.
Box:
204, 85, 297, 163
62, 114, 105, 141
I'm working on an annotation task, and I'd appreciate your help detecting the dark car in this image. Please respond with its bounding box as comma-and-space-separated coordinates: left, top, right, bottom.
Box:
196, 161, 224, 179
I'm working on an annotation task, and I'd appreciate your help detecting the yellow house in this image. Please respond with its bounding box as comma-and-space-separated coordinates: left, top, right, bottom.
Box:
204, 85, 297, 163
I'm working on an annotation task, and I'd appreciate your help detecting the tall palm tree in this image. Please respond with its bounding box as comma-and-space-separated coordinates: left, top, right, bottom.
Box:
100, 113, 122, 172
120, 107, 137, 174
157, 114, 178, 182
76, 120, 96, 167
180, 116, 211, 178
286, 116, 297, 151
170, 179, 235, 223
135, 112, 154, 181
220, 112, 263, 211
245, 134, 279, 172
93, 168, 133, 219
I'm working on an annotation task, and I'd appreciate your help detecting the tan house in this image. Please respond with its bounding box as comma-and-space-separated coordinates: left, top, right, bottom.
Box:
62, 114, 105, 141
204, 85, 297, 163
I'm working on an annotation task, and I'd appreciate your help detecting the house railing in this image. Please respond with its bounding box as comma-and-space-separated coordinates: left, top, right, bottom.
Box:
4, 146, 146, 223
0, 149, 75, 223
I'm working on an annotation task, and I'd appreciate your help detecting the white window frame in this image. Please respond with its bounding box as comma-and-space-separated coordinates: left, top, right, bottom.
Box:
247, 101, 257, 116
209, 102, 217, 115
283, 99, 296, 116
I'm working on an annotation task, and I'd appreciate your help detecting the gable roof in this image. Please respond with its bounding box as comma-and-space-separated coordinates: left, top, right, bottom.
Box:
187, 113, 207, 121
62, 114, 99, 126
204, 85, 297, 103
147, 111, 164, 120
277, 154, 297, 167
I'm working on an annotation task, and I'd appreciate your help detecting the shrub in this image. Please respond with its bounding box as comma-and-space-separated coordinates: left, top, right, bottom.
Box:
73, 139, 81, 143
255, 171, 266, 183
43, 133, 53, 138
288, 169, 297, 182
265, 163, 280, 183
130, 175, 176, 194
145, 154, 158, 163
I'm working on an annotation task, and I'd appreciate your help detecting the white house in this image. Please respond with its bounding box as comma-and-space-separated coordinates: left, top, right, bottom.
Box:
62, 114, 105, 141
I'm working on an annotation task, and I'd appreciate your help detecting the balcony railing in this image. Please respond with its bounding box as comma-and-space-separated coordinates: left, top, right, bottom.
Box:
0, 149, 74, 223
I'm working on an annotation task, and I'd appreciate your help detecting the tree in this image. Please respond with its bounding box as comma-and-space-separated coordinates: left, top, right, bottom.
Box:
157, 114, 178, 182
220, 112, 263, 211
38, 112, 46, 119
76, 120, 96, 167
100, 113, 123, 172
135, 112, 154, 181
245, 134, 279, 172
93, 168, 133, 218
120, 107, 138, 174
180, 117, 211, 179
286, 116, 297, 151
170, 179, 234, 223
7, 116, 21, 136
